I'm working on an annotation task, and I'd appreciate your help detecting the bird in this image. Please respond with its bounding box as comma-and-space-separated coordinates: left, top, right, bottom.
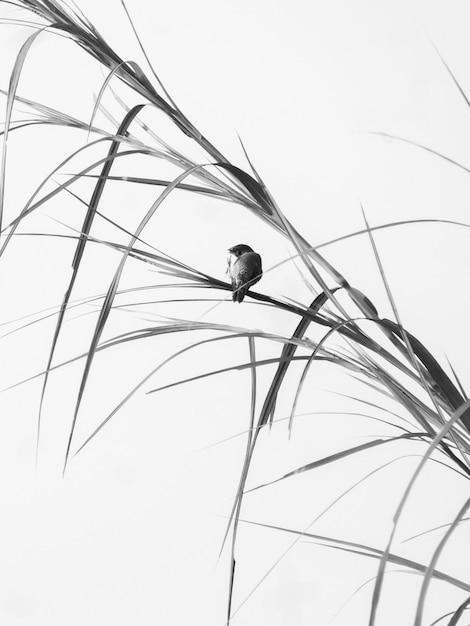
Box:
227, 244, 262, 303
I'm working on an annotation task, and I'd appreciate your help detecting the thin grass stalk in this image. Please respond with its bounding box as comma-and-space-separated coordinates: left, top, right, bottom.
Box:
226, 336, 257, 625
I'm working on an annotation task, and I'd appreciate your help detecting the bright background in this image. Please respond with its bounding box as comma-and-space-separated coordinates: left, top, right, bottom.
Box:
0, 1, 470, 624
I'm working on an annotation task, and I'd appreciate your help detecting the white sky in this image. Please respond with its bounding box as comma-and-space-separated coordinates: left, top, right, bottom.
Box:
0, 1, 470, 625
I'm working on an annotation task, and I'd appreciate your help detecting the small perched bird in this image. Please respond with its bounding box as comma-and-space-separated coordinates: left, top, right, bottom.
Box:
227, 244, 262, 303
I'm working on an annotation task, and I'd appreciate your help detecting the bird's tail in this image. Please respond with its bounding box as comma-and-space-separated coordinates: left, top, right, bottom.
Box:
232, 285, 247, 303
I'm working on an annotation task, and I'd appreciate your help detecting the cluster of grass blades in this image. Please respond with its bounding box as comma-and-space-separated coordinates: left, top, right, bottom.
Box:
1, 1, 470, 624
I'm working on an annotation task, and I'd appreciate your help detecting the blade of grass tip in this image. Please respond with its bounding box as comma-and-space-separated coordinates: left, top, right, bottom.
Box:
73, 104, 146, 270
36, 105, 146, 470
0, 27, 45, 231
226, 337, 257, 626
414, 496, 470, 626
429, 39, 470, 109
236, 131, 283, 216
368, 399, 470, 626
401, 516, 470, 545
62, 160, 216, 473
87, 61, 138, 141
446, 356, 468, 401
118, 0, 179, 111
358, 131, 470, 175
360, 203, 412, 345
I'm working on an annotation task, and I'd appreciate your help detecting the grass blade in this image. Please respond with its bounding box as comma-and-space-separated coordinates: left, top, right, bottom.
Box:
0, 28, 43, 230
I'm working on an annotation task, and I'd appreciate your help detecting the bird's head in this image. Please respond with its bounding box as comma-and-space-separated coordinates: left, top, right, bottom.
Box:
228, 244, 254, 257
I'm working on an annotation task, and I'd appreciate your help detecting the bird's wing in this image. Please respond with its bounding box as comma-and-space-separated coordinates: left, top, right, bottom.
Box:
237, 252, 262, 285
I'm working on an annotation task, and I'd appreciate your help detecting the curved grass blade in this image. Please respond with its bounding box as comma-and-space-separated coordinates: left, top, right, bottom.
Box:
260, 289, 339, 433
87, 60, 142, 140
146, 355, 323, 396
74, 330, 275, 458
1, 142, 154, 247
62, 160, 230, 473
230, 455, 423, 620
431, 40, 470, 109
402, 517, 470, 545
358, 131, 470, 175
380, 319, 466, 417
368, 399, 470, 626
202, 409, 413, 451
0, 27, 43, 230
74, 173, 228, 198
214, 162, 274, 215
247, 432, 428, 493
447, 594, 470, 626
36, 104, 146, 469
414, 496, 470, 626
240, 519, 470, 593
